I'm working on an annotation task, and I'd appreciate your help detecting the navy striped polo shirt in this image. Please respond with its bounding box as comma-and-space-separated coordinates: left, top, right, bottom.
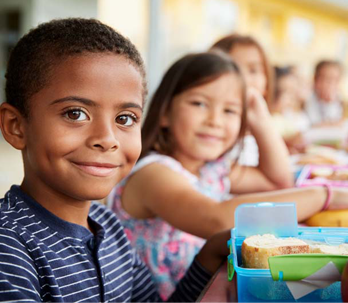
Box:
0, 186, 211, 302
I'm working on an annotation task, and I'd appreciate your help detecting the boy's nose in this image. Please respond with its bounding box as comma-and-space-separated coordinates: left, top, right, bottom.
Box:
87, 121, 120, 151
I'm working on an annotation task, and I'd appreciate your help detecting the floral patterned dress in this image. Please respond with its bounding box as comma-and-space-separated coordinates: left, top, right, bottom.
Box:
109, 153, 232, 299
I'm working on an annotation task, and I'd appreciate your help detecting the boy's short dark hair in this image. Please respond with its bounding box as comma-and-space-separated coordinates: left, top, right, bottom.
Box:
5, 18, 146, 117
314, 60, 342, 80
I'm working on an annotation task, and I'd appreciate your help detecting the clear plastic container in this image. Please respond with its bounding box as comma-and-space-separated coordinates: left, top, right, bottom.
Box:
228, 203, 348, 302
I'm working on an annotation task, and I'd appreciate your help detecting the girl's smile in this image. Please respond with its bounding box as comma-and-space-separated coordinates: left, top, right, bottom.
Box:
163, 72, 243, 174
196, 133, 224, 143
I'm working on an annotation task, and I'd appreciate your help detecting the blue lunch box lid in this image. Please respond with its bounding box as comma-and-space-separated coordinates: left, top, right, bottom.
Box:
232, 202, 298, 238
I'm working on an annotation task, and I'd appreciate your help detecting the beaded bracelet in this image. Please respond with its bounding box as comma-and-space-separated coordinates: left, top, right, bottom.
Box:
322, 184, 332, 211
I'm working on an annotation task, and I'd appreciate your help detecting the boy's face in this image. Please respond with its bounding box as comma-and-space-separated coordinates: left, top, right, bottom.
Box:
314, 64, 341, 102
21, 54, 143, 201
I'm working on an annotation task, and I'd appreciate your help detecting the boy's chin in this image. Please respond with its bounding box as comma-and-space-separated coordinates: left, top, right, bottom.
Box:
88, 190, 113, 201
72, 185, 115, 201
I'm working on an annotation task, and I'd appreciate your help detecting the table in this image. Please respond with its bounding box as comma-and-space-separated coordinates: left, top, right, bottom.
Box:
197, 261, 238, 302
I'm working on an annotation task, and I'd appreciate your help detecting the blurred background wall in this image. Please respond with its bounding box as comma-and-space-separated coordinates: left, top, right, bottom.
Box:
0, 0, 348, 196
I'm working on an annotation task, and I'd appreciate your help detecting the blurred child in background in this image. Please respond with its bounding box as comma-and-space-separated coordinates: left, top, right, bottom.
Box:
271, 66, 310, 154
110, 51, 348, 299
211, 34, 273, 108
211, 34, 274, 165
305, 60, 344, 126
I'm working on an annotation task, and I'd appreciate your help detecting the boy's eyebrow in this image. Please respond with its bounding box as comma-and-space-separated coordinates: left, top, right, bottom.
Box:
120, 102, 143, 112
50, 96, 143, 111
50, 96, 96, 106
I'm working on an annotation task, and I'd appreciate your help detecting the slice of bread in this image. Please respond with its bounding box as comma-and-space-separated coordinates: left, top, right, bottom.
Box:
310, 167, 334, 179
309, 242, 348, 255
296, 154, 339, 165
242, 234, 310, 269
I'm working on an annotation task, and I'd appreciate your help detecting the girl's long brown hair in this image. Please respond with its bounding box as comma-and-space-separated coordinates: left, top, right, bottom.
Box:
141, 51, 247, 159
211, 34, 274, 108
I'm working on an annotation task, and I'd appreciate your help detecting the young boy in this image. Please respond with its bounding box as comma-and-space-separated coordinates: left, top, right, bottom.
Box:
305, 60, 344, 126
0, 18, 229, 302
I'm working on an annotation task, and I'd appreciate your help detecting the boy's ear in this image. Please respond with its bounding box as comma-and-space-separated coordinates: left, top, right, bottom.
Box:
0, 102, 26, 150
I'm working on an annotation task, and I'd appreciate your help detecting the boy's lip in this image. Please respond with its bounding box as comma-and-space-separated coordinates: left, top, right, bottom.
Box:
71, 161, 120, 177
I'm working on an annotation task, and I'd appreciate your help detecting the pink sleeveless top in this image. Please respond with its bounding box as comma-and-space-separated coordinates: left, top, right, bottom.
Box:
109, 153, 232, 299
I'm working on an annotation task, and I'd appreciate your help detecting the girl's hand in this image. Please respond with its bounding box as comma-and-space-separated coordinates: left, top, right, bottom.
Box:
246, 87, 271, 131
196, 230, 230, 274
329, 188, 348, 210
284, 132, 307, 154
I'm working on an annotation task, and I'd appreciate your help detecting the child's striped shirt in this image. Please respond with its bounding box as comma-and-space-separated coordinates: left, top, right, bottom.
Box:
0, 186, 211, 302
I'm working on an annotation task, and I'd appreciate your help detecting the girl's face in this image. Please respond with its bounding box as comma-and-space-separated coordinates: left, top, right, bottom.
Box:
162, 73, 243, 171
276, 74, 299, 112
315, 65, 342, 103
229, 45, 267, 97
21, 54, 143, 203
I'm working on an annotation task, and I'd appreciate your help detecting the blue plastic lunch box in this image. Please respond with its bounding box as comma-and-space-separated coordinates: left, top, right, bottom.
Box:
227, 203, 348, 302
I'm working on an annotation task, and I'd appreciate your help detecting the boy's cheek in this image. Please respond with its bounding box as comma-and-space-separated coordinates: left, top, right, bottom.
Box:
123, 132, 142, 160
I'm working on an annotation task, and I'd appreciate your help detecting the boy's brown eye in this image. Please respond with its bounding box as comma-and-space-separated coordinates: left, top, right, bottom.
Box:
67, 110, 81, 120
115, 115, 136, 126
116, 116, 126, 124
64, 109, 88, 121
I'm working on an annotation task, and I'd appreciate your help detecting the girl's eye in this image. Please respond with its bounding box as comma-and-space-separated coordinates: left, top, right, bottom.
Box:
225, 109, 237, 115
115, 115, 137, 126
249, 65, 263, 75
64, 109, 88, 121
190, 101, 207, 108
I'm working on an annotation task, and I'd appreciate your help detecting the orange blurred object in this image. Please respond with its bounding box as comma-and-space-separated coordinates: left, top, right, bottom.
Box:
306, 210, 348, 227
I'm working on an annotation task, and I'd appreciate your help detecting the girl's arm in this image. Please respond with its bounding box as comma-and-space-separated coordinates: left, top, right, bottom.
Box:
229, 89, 293, 194
121, 162, 348, 239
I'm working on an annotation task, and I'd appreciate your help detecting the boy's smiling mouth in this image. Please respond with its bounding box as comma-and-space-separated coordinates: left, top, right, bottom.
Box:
71, 161, 121, 177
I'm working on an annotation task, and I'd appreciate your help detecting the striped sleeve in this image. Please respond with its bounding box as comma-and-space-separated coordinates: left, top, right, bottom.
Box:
130, 249, 161, 302
130, 249, 212, 302
167, 257, 212, 302
0, 228, 41, 302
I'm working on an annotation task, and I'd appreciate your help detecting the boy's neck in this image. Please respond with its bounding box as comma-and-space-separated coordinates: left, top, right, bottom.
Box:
21, 178, 92, 231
